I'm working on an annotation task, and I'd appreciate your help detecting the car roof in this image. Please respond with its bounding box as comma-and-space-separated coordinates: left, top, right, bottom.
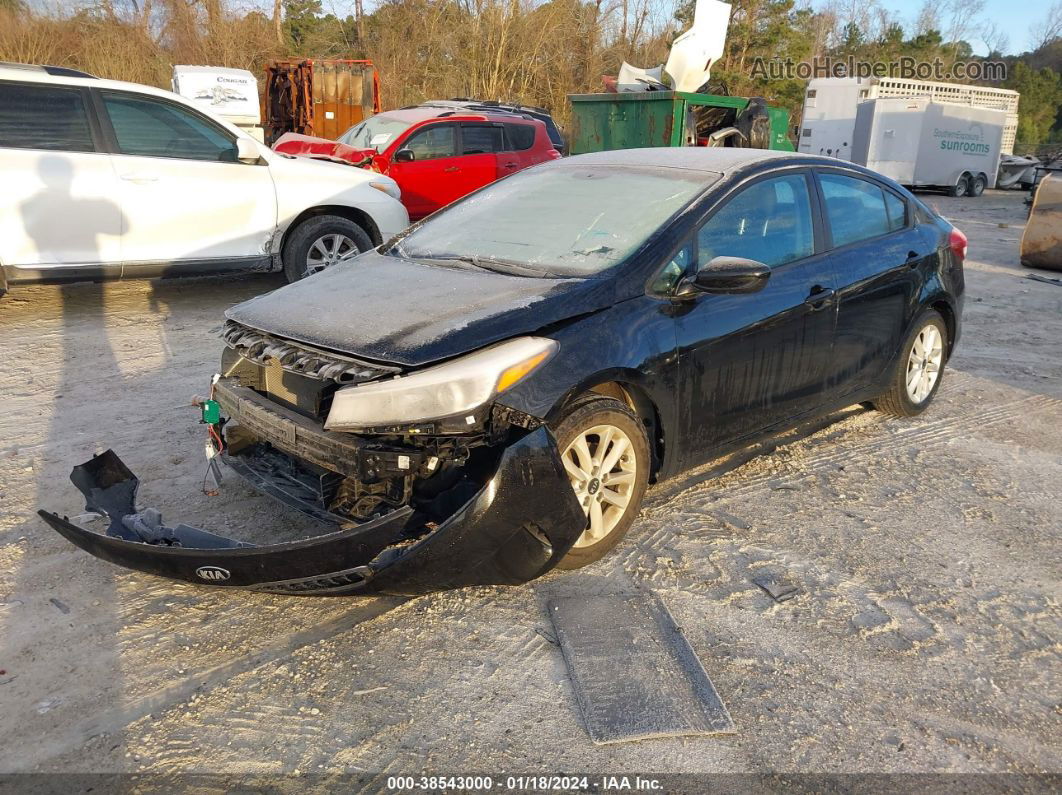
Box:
560, 147, 816, 174
1, 62, 190, 102
382, 105, 535, 124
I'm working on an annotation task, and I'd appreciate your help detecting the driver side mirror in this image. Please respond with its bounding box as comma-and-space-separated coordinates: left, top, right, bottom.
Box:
676, 256, 771, 297
236, 138, 262, 164
394, 149, 415, 163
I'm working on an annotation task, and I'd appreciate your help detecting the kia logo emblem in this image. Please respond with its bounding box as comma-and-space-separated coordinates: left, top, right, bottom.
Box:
196, 566, 231, 582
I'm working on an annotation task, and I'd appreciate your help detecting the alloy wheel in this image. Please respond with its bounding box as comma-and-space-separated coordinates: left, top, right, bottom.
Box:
306, 233, 358, 275
561, 423, 638, 548
906, 324, 943, 403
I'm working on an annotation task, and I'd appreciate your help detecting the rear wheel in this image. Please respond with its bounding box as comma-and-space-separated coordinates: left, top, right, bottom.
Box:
553, 396, 649, 570
871, 310, 948, 417
282, 215, 373, 282
969, 175, 986, 197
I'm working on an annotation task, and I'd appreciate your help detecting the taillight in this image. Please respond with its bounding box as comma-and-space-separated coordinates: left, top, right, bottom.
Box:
949, 227, 967, 262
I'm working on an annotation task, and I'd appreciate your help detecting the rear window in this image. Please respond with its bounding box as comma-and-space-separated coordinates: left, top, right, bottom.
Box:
0, 83, 94, 152
504, 123, 536, 151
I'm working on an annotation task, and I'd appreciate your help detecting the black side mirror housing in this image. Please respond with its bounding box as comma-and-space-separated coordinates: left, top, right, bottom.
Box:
394, 149, 415, 163
676, 256, 771, 297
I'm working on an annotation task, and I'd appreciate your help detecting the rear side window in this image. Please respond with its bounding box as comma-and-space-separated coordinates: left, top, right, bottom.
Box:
698, 174, 815, 268
0, 83, 94, 152
503, 123, 536, 151
403, 124, 456, 160
461, 124, 504, 154
884, 190, 907, 231
102, 92, 236, 161
820, 173, 891, 247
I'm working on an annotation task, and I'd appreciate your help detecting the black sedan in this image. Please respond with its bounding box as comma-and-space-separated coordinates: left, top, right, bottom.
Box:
41, 148, 966, 594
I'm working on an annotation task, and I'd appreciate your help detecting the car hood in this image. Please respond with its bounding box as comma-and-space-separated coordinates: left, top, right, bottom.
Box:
225, 249, 616, 367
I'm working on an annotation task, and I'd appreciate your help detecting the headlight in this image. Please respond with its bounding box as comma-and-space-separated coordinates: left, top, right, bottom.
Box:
369, 179, 401, 200
324, 337, 557, 431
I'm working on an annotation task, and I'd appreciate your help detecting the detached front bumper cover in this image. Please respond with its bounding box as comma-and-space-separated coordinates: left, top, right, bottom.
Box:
38, 427, 585, 596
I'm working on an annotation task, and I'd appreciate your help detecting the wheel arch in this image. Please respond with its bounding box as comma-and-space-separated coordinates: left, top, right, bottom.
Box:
929, 297, 957, 358
548, 374, 666, 480
279, 205, 384, 258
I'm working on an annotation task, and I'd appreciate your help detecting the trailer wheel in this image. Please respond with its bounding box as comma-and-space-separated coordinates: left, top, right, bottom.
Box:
949, 174, 970, 198
969, 174, 986, 197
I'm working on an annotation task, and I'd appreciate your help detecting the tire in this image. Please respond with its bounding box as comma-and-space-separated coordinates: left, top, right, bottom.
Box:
949, 175, 969, 198
969, 175, 986, 197
871, 309, 948, 418
552, 395, 650, 570
282, 214, 373, 282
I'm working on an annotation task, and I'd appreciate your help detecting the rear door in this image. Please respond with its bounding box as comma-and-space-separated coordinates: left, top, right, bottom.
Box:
674, 170, 839, 464
500, 122, 540, 174
387, 122, 459, 219
813, 169, 927, 397
458, 122, 506, 187
0, 80, 123, 276
97, 89, 276, 271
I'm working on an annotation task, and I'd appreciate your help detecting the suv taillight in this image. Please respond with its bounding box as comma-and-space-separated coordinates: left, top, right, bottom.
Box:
949, 227, 968, 262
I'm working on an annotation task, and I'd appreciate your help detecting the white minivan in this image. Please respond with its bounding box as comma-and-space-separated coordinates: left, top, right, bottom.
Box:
0, 62, 410, 296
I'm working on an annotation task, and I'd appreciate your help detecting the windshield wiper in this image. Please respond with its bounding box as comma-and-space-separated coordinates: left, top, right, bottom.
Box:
428, 255, 551, 278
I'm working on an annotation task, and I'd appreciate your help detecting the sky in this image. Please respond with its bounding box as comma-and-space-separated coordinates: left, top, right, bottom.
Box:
880, 0, 1056, 56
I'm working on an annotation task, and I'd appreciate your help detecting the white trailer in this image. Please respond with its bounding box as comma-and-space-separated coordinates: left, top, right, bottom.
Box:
171, 65, 264, 142
851, 97, 1006, 197
799, 76, 1019, 158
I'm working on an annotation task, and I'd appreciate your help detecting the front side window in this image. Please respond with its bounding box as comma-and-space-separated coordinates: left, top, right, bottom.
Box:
697, 174, 814, 268
402, 124, 456, 161
461, 124, 504, 154
103, 92, 236, 161
0, 83, 94, 152
392, 164, 711, 278
820, 173, 892, 247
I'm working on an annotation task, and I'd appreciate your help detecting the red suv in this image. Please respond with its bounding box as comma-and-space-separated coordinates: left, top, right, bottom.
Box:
273, 106, 562, 220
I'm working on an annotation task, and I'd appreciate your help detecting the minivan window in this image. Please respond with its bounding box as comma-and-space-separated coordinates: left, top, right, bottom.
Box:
697, 174, 814, 268
821, 173, 892, 247
102, 92, 236, 162
0, 83, 94, 153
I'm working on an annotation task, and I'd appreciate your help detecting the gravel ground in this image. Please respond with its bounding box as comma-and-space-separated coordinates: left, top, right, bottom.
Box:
0, 190, 1059, 784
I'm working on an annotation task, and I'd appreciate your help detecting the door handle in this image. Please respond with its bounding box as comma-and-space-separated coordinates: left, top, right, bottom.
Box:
120, 174, 158, 183
906, 250, 920, 267
804, 286, 835, 309
443, 166, 459, 173
503, 161, 518, 168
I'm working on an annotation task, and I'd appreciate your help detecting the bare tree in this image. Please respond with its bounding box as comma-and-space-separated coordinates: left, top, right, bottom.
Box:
273, 0, 283, 45
980, 20, 1009, 56
913, 0, 940, 36
1028, 1, 1062, 51
942, 0, 985, 48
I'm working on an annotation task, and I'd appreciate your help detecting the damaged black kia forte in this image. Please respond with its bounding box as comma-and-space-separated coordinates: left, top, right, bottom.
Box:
41, 149, 966, 595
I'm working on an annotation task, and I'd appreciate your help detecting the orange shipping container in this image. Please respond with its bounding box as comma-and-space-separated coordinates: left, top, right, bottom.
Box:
263, 59, 382, 146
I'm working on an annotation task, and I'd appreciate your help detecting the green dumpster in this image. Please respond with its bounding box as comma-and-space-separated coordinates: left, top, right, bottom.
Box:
568, 91, 794, 155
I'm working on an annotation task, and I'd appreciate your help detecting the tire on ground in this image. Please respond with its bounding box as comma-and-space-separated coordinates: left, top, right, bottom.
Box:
871, 308, 949, 418
281, 214, 373, 283
551, 394, 650, 570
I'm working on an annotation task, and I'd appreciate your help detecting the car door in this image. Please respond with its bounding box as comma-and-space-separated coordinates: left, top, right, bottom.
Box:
0, 81, 123, 277
96, 89, 276, 271
499, 122, 538, 174
457, 122, 506, 188
813, 169, 927, 397
386, 122, 460, 220
672, 170, 838, 467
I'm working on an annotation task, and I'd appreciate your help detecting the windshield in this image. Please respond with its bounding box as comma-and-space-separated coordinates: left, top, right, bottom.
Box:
390, 165, 714, 277
337, 114, 415, 152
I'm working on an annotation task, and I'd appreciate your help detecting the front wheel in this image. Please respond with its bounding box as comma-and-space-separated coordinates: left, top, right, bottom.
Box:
282, 215, 374, 282
871, 310, 948, 417
949, 175, 969, 198
553, 396, 650, 570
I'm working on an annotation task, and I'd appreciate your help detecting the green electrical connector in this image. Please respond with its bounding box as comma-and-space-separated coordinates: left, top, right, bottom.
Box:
200, 399, 221, 425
